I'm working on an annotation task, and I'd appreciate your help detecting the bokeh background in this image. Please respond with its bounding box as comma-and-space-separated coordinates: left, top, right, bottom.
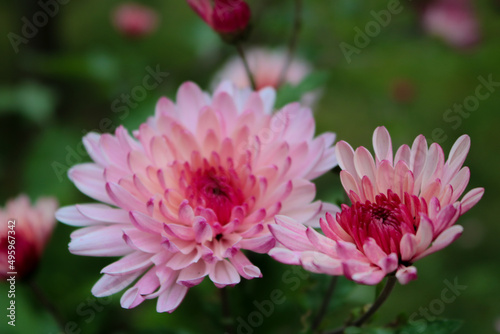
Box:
0, 0, 499, 333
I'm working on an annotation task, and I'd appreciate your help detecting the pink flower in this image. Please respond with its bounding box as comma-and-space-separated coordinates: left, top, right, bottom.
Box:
270, 127, 484, 285
420, 0, 480, 49
187, 0, 251, 34
0, 195, 58, 280
112, 3, 159, 38
56, 81, 337, 312
212, 48, 319, 106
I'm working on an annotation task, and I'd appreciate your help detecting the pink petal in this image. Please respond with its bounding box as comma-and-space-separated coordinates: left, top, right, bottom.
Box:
156, 283, 189, 313
92, 271, 142, 297
396, 265, 417, 285
122, 228, 163, 253
414, 225, 463, 261
69, 225, 131, 256
238, 235, 276, 253
373, 126, 393, 165
56, 205, 95, 226
400, 233, 417, 262
269, 247, 301, 265
177, 261, 209, 287
167, 250, 201, 270
69, 164, 112, 204
229, 251, 262, 280
101, 251, 152, 275
209, 260, 241, 288
459, 187, 484, 213
129, 211, 163, 234
415, 215, 434, 254
193, 217, 213, 243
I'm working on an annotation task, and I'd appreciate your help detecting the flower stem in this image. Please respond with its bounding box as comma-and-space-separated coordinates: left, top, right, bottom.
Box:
235, 42, 257, 90
278, 0, 303, 86
29, 280, 66, 331
220, 287, 234, 334
326, 276, 397, 334
311, 276, 338, 332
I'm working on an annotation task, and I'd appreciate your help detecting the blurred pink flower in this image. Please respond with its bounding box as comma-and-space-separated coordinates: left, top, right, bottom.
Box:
56, 81, 337, 312
0, 195, 58, 280
213, 48, 319, 106
112, 3, 159, 38
270, 126, 484, 285
187, 0, 250, 34
420, 0, 480, 49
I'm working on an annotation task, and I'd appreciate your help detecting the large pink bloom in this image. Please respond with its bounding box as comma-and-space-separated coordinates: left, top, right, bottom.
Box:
270, 126, 484, 285
56, 81, 337, 312
0, 195, 58, 280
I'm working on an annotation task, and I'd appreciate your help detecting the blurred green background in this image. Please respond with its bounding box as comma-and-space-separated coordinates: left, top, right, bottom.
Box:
0, 0, 499, 333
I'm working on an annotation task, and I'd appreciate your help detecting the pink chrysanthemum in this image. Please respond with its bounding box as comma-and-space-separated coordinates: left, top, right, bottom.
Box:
0, 195, 58, 280
56, 81, 337, 312
270, 126, 484, 285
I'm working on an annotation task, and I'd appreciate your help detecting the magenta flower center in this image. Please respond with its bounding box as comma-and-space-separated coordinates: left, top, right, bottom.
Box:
337, 192, 415, 256
187, 167, 244, 225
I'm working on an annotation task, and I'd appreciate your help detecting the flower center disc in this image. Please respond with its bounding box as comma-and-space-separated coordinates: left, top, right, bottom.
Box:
191, 168, 244, 225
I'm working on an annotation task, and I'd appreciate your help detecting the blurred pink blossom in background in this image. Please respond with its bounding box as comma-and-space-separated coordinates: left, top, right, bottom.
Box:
112, 3, 159, 38
0, 195, 58, 280
419, 0, 480, 49
213, 48, 320, 106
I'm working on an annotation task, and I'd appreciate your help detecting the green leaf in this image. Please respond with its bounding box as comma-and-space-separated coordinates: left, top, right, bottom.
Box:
0, 81, 57, 123
275, 71, 329, 108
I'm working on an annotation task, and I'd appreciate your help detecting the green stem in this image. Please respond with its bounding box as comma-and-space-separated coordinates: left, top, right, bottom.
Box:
29, 280, 66, 331
220, 287, 234, 334
311, 276, 338, 332
235, 42, 257, 90
326, 276, 397, 334
278, 0, 303, 86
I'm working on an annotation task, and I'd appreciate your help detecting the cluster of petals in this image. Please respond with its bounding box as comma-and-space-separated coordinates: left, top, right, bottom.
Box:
112, 3, 159, 38
0, 195, 58, 280
270, 126, 484, 285
56, 81, 337, 312
419, 0, 480, 49
187, 0, 251, 34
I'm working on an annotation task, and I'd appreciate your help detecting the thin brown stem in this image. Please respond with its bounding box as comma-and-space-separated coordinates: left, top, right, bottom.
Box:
278, 0, 303, 86
311, 276, 338, 332
235, 42, 257, 90
29, 280, 66, 331
326, 276, 397, 334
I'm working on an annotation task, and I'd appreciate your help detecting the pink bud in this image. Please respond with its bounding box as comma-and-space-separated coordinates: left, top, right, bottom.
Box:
187, 0, 251, 35
112, 3, 159, 38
